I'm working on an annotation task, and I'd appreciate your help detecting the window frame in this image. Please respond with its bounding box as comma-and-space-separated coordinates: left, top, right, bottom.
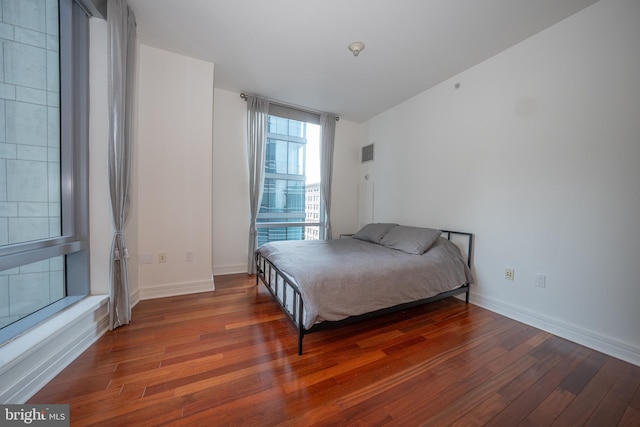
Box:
0, 0, 90, 342
256, 108, 326, 242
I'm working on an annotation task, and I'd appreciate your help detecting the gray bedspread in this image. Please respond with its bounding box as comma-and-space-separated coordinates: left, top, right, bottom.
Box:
256, 237, 474, 329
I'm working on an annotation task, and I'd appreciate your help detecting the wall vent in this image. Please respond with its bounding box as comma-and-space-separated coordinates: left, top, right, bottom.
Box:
361, 144, 374, 163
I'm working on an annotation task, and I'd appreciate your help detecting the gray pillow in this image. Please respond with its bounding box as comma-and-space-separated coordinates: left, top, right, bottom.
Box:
352, 223, 398, 243
379, 226, 442, 255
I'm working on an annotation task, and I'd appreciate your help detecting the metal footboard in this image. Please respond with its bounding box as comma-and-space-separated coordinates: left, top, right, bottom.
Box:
255, 252, 306, 355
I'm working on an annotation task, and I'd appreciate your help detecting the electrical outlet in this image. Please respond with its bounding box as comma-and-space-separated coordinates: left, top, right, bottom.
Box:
535, 273, 546, 288
505, 268, 515, 281
158, 252, 167, 263
185, 250, 194, 262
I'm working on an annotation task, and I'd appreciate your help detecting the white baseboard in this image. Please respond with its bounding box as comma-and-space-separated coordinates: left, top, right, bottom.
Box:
212, 264, 247, 276
130, 287, 141, 308
0, 295, 110, 403
470, 292, 640, 367
139, 279, 215, 300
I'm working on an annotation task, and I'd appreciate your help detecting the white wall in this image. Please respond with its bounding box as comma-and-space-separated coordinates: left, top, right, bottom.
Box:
362, 0, 640, 365
211, 89, 249, 275
136, 45, 215, 298
211, 88, 363, 275
330, 118, 363, 238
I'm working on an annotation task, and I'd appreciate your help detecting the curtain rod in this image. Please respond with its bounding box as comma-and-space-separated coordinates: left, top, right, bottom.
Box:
240, 92, 339, 121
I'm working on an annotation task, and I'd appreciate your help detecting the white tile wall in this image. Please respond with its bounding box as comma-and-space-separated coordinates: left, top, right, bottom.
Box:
3, 0, 47, 33
0, 82, 15, 99
0, 102, 6, 142
17, 144, 48, 161
0, 218, 7, 246
0, 23, 13, 40
0, 0, 63, 329
45, 0, 57, 36
4, 43, 47, 89
6, 101, 48, 145
15, 26, 46, 48
0, 276, 9, 317
9, 217, 49, 242
9, 272, 51, 314
19, 202, 49, 217
0, 202, 17, 216
46, 49, 58, 91
0, 160, 6, 201
0, 256, 64, 328
47, 161, 60, 201
47, 106, 59, 146
0, 144, 14, 158
48, 216, 59, 238
7, 159, 49, 201
0, 42, 5, 82
16, 86, 47, 105
49, 269, 64, 300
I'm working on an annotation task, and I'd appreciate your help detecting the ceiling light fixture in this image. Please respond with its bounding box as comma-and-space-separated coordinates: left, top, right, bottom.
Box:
348, 41, 365, 57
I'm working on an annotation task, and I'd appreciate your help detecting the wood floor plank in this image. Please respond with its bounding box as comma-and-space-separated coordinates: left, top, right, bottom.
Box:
584, 392, 629, 427
551, 377, 610, 427
557, 349, 608, 395
609, 363, 640, 402
618, 407, 640, 427
26, 273, 640, 426
484, 345, 591, 426
630, 376, 640, 410
450, 392, 511, 427
424, 351, 540, 426
522, 387, 576, 426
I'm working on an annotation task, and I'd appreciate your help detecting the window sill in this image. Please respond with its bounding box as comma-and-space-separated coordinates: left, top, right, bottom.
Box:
0, 295, 109, 403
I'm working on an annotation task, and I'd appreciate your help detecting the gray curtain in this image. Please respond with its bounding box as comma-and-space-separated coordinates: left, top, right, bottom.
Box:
320, 114, 336, 240
107, 0, 136, 329
247, 96, 270, 273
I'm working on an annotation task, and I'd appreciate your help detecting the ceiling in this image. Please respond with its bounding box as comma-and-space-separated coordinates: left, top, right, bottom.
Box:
126, 0, 598, 122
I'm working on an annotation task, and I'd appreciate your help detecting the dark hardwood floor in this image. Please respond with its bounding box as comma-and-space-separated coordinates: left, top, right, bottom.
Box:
29, 274, 640, 426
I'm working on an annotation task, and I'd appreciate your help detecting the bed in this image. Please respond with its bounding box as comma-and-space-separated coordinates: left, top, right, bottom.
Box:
255, 223, 474, 355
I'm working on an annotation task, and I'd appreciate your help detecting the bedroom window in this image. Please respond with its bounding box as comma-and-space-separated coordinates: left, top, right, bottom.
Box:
0, 0, 89, 343
257, 114, 324, 245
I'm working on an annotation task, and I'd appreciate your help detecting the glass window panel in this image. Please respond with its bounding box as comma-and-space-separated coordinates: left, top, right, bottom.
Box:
266, 138, 288, 174
260, 178, 288, 213
258, 115, 323, 245
1, 0, 60, 246
288, 142, 304, 175
288, 120, 302, 137
0, 0, 90, 343
264, 141, 275, 174
0, 256, 65, 329
286, 180, 305, 213
286, 226, 304, 240
304, 226, 319, 240
274, 116, 288, 135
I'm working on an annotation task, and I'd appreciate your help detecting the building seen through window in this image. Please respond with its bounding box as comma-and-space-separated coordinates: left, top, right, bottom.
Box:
257, 115, 322, 246
0, 0, 90, 341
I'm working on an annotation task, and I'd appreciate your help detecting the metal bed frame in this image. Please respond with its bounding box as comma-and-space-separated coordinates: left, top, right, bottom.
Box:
255, 230, 473, 355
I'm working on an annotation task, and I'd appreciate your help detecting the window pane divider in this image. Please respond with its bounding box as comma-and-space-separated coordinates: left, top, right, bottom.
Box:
256, 222, 321, 229
0, 240, 86, 272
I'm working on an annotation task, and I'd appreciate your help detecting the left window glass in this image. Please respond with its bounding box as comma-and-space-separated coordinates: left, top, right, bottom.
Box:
1, 0, 61, 246
0, 256, 65, 329
0, 0, 87, 338
0, 1, 62, 327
